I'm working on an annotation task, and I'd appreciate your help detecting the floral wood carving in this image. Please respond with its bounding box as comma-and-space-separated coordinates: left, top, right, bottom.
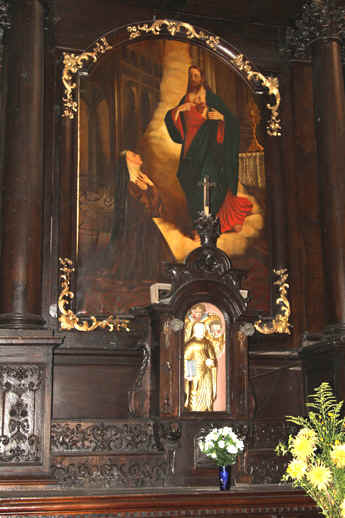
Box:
52, 456, 167, 488
51, 421, 159, 454
283, 0, 345, 62
0, 365, 42, 464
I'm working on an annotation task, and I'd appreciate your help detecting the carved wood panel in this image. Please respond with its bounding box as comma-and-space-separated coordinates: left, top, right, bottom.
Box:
0, 364, 43, 465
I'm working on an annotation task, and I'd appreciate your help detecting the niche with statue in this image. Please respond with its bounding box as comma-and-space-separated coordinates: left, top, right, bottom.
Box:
150, 215, 251, 420
183, 302, 226, 413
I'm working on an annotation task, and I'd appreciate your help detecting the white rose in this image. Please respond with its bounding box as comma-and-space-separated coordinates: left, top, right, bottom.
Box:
211, 452, 217, 459
218, 440, 225, 448
227, 445, 237, 454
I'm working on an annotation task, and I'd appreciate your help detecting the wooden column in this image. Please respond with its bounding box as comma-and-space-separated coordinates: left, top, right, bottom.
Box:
287, 0, 345, 333
0, 0, 45, 328
311, 37, 345, 329
289, 1, 345, 402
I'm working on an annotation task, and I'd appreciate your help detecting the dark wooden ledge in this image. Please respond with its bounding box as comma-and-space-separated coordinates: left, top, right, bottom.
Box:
0, 487, 318, 517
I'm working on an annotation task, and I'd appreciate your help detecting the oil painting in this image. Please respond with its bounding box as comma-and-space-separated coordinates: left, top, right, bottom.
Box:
76, 38, 269, 315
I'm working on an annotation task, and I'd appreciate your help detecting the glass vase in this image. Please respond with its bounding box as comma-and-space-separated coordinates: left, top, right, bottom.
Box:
218, 465, 231, 490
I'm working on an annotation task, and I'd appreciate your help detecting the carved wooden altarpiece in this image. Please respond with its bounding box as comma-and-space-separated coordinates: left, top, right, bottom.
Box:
148, 214, 252, 486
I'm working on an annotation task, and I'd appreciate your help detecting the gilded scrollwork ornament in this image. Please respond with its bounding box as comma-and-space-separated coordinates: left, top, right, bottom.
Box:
254, 268, 291, 335
62, 37, 112, 119
127, 19, 220, 50
232, 54, 281, 136
58, 258, 130, 333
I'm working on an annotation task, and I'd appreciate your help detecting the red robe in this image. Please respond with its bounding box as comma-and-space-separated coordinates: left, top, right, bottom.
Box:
172, 105, 253, 232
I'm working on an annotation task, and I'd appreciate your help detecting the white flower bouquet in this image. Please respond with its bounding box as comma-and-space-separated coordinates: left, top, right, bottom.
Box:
199, 426, 244, 467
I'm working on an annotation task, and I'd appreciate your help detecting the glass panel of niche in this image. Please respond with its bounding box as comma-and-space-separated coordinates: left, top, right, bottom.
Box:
184, 303, 226, 413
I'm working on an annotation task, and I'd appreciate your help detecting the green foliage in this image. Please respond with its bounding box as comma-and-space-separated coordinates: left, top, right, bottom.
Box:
276, 382, 345, 518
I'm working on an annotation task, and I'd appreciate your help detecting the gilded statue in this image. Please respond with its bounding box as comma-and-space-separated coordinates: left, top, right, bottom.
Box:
184, 303, 208, 342
184, 321, 217, 412
205, 314, 225, 357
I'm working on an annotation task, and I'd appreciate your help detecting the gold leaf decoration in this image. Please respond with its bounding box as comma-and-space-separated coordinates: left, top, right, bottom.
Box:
62, 38, 112, 119
127, 19, 220, 49
254, 268, 291, 335
232, 54, 281, 137
58, 258, 130, 333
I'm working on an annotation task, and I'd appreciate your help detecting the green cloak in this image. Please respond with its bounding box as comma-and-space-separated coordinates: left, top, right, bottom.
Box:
165, 88, 240, 222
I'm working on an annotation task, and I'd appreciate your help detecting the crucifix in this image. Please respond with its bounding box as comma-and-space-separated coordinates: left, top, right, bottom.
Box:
198, 176, 216, 216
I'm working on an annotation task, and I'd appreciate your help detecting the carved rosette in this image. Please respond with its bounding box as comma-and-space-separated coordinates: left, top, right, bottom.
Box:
283, 0, 345, 61
0, 365, 43, 464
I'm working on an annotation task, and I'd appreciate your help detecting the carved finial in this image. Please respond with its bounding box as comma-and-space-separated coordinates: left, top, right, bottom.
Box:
193, 213, 220, 248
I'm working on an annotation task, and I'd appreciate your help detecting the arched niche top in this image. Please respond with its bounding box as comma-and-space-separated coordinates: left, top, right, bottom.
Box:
166, 278, 248, 325
61, 18, 281, 136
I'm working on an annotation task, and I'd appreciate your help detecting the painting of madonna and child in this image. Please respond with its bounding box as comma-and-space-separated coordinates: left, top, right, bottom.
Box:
76, 38, 270, 315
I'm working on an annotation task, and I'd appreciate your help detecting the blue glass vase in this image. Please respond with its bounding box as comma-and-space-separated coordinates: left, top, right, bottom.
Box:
218, 465, 231, 490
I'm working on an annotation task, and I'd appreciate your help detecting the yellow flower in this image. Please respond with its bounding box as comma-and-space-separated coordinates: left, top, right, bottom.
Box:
286, 459, 307, 480
331, 443, 345, 468
340, 498, 345, 518
307, 464, 332, 490
291, 435, 316, 460
296, 428, 317, 445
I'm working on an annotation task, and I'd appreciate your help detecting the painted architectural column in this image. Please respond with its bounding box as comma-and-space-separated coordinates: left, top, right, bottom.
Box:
0, 0, 45, 328
287, 0, 345, 332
